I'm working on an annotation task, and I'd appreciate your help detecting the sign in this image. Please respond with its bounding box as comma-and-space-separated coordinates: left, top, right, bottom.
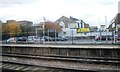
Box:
77, 28, 90, 33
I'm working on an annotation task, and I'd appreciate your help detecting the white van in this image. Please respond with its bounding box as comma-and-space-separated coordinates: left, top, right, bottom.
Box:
27, 36, 42, 44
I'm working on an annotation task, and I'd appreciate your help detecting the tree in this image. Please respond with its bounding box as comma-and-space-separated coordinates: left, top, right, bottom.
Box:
4, 20, 21, 37
44, 21, 61, 32
20, 24, 35, 36
44, 21, 61, 37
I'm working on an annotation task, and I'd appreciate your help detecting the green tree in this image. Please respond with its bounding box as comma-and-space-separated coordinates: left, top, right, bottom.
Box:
20, 24, 34, 36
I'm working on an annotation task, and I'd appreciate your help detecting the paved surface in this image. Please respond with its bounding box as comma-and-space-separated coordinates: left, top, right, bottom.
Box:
1, 38, 119, 44
1, 44, 119, 49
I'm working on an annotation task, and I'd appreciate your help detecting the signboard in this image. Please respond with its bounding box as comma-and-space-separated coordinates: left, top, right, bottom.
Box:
77, 28, 90, 33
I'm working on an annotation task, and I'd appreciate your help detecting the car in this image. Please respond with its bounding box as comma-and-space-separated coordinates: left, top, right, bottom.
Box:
41, 36, 52, 41
17, 37, 27, 44
2, 40, 7, 44
51, 36, 67, 41
115, 35, 120, 43
94, 36, 111, 41
58, 36, 67, 41
27, 36, 42, 44
6, 37, 17, 43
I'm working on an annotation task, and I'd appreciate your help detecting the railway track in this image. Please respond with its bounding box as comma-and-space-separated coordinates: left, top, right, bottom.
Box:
2, 53, 120, 65
2, 62, 94, 72
2, 53, 120, 71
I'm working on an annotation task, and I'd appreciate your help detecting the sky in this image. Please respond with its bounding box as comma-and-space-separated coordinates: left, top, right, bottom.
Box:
0, 0, 119, 27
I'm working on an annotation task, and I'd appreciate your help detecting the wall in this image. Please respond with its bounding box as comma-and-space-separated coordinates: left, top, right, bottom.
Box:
2, 45, 120, 59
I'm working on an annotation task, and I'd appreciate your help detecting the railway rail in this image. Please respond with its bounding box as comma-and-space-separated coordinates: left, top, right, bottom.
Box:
2, 53, 120, 71
2, 54, 120, 65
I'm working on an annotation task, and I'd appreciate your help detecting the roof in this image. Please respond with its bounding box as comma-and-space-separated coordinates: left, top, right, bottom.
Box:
70, 16, 79, 21
55, 16, 75, 28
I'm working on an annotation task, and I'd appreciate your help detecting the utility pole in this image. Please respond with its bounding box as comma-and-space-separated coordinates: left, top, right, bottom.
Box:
98, 17, 102, 43
43, 17, 46, 37
43, 17, 46, 44
105, 16, 108, 44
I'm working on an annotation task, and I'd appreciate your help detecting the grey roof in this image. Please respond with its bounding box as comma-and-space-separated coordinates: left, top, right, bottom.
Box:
55, 16, 75, 28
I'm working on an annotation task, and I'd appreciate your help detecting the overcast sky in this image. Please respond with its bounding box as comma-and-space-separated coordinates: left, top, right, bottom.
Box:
0, 0, 119, 27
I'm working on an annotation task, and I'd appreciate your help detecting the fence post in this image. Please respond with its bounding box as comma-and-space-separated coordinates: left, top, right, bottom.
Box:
72, 30, 73, 44
100, 31, 102, 44
106, 31, 108, 44
48, 29, 49, 43
55, 29, 56, 43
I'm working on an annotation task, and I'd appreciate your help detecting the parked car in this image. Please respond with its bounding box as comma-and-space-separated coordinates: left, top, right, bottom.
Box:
58, 36, 67, 41
6, 37, 17, 43
2, 40, 7, 44
41, 36, 52, 41
51, 36, 67, 41
94, 36, 111, 41
27, 36, 42, 44
17, 37, 27, 44
115, 35, 120, 43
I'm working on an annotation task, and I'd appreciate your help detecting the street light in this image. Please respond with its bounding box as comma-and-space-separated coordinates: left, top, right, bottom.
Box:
35, 29, 38, 37
42, 24, 45, 44
42, 17, 46, 44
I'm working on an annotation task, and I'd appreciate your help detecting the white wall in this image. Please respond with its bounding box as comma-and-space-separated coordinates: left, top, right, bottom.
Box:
59, 21, 65, 28
60, 28, 112, 37
62, 28, 77, 37
68, 23, 78, 28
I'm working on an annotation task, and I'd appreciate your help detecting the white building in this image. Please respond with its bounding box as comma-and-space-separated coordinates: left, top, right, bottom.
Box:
99, 25, 106, 32
56, 16, 90, 37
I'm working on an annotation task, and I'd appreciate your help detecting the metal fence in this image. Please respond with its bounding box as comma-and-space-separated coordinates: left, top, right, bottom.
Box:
1, 31, 120, 45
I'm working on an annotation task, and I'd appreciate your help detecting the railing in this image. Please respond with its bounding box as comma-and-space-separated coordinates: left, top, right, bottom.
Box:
2, 31, 120, 45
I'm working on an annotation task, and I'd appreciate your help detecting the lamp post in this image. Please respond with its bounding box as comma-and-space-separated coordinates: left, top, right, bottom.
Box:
71, 30, 73, 44
105, 16, 108, 44
48, 29, 49, 43
106, 29, 108, 44
43, 17, 46, 44
42, 24, 45, 44
35, 29, 38, 37
55, 29, 56, 43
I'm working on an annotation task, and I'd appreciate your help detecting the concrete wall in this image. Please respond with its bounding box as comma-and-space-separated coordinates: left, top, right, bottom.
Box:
2, 46, 120, 59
